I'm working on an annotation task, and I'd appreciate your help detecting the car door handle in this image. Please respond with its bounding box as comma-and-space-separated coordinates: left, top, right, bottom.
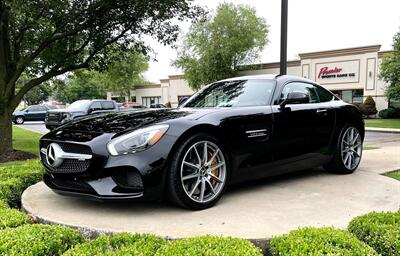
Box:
316, 109, 328, 114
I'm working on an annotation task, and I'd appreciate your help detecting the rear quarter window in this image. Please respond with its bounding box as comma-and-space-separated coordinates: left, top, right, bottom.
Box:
101, 101, 115, 110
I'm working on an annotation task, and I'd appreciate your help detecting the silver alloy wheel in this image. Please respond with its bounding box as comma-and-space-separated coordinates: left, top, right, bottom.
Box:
180, 140, 226, 203
15, 117, 24, 124
341, 127, 362, 170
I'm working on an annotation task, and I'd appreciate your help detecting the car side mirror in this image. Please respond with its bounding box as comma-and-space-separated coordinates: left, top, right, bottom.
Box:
88, 108, 94, 114
280, 92, 309, 109
178, 97, 189, 107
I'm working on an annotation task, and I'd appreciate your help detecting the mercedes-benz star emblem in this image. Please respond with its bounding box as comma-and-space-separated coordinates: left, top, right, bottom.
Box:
46, 143, 64, 167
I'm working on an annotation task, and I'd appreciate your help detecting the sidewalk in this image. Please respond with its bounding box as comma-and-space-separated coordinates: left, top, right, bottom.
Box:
365, 127, 400, 134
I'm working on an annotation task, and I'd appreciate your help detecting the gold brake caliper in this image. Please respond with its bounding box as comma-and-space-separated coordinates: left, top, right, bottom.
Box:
209, 149, 219, 186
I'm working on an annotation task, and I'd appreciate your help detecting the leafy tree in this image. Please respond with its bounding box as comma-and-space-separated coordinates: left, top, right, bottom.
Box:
174, 3, 268, 90
102, 51, 150, 100
0, 0, 204, 154
53, 70, 106, 104
380, 28, 400, 101
23, 84, 53, 105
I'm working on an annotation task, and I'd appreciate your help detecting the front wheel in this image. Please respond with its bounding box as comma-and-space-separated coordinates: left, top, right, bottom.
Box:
14, 116, 25, 124
324, 126, 363, 174
168, 133, 229, 210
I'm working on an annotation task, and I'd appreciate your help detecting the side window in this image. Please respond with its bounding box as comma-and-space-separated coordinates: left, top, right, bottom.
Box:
280, 82, 319, 103
37, 106, 47, 111
315, 86, 335, 102
28, 106, 40, 112
101, 101, 115, 110
89, 102, 102, 111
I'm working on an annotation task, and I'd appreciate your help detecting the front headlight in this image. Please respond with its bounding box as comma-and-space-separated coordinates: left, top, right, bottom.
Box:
107, 124, 169, 156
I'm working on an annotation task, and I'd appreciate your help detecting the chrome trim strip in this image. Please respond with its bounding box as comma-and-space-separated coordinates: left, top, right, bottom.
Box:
245, 129, 267, 134
40, 147, 92, 160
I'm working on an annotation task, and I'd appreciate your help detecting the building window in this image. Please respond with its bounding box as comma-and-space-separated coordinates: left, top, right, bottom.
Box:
142, 96, 161, 107
331, 89, 363, 103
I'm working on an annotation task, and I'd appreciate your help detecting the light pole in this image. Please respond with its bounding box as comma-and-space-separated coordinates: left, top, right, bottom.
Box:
280, 0, 288, 75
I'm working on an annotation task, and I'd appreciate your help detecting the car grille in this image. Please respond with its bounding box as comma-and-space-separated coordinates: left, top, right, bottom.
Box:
46, 112, 61, 122
40, 141, 92, 174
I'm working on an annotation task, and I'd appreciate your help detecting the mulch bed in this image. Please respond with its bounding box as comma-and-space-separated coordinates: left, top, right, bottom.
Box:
0, 150, 37, 163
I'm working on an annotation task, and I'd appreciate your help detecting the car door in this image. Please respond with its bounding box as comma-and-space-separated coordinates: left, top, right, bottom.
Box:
35, 106, 48, 121
26, 106, 41, 121
217, 80, 275, 183
272, 82, 334, 164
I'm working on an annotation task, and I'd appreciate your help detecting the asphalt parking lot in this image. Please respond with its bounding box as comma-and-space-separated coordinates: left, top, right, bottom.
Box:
17, 121, 49, 134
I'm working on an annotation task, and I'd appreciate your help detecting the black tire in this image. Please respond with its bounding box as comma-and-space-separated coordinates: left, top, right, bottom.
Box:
14, 116, 25, 125
324, 125, 363, 174
167, 133, 230, 210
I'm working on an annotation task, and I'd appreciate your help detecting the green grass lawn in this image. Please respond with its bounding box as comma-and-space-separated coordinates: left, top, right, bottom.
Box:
12, 126, 41, 156
385, 170, 400, 181
364, 118, 400, 129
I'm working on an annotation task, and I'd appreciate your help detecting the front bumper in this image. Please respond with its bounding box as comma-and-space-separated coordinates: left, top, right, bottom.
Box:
43, 174, 144, 200
39, 133, 176, 201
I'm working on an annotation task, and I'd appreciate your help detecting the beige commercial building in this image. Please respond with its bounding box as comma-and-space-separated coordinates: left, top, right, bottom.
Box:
107, 45, 393, 110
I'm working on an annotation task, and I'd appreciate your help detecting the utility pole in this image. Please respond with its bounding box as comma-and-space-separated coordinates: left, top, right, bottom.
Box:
280, 0, 288, 75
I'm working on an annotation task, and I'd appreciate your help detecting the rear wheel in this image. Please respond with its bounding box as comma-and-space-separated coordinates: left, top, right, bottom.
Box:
14, 116, 25, 124
324, 126, 363, 174
168, 133, 229, 210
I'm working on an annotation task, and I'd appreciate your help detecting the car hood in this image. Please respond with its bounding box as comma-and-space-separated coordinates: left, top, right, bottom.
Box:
57, 108, 222, 134
12, 110, 25, 115
47, 109, 84, 114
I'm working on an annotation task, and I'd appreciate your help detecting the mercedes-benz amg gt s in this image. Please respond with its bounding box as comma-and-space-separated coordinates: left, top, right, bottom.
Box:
40, 75, 364, 210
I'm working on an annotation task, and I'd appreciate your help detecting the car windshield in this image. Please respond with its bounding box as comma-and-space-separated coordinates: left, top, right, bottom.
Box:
182, 79, 275, 108
66, 100, 91, 111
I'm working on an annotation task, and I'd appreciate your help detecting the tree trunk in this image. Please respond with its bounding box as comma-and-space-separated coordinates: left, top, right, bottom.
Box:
0, 110, 13, 154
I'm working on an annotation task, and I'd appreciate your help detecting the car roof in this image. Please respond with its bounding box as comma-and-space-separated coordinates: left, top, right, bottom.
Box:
222, 74, 318, 85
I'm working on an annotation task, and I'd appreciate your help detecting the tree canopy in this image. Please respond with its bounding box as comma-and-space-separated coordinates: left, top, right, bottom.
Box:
0, 0, 204, 154
53, 71, 106, 104
174, 3, 269, 90
101, 51, 150, 99
380, 27, 400, 101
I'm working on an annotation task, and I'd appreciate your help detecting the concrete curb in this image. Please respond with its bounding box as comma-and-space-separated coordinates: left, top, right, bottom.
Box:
365, 127, 400, 134
21, 204, 272, 255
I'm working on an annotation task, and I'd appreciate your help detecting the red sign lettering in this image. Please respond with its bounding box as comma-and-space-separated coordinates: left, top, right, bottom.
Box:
318, 66, 343, 78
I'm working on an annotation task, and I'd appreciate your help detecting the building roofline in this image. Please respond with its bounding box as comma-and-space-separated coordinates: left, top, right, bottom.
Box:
378, 50, 393, 58
241, 60, 301, 70
135, 83, 161, 89
298, 45, 381, 59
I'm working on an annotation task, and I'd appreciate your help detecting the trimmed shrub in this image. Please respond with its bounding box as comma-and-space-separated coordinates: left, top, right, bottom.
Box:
379, 108, 400, 119
0, 199, 8, 209
63, 233, 166, 256
0, 207, 32, 229
363, 96, 378, 117
269, 227, 378, 256
0, 160, 43, 208
0, 224, 83, 256
348, 211, 400, 256
155, 236, 262, 256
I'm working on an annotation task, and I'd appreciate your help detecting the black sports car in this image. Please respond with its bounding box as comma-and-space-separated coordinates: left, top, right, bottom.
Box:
40, 75, 364, 210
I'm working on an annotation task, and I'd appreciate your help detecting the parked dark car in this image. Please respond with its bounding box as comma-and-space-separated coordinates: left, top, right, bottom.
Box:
123, 102, 147, 109
150, 103, 166, 108
45, 100, 118, 130
40, 75, 364, 210
13, 105, 57, 124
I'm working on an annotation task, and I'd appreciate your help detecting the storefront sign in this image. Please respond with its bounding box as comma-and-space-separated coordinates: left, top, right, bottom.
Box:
315, 60, 359, 84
